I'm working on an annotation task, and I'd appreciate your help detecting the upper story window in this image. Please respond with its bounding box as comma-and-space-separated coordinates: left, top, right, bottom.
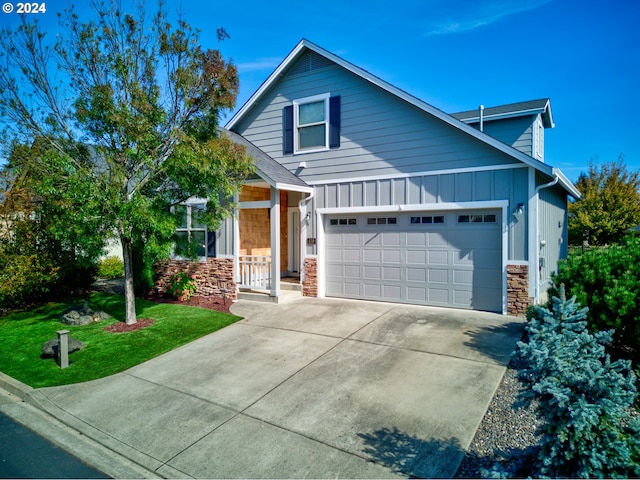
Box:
174, 202, 209, 258
283, 95, 341, 155
295, 94, 329, 152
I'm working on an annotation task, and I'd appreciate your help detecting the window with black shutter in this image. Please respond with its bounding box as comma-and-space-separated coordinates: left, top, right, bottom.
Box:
283, 94, 340, 154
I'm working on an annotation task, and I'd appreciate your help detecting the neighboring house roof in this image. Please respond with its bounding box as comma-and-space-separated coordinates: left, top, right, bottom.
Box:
226, 39, 580, 199
451, 99, 554, 128
219, 128, 312, 193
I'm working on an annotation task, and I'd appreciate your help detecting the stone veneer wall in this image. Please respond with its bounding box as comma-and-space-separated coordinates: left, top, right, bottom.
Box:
302, 257, 318, 297
154, 258, 237, 301
507, 264, 532, 316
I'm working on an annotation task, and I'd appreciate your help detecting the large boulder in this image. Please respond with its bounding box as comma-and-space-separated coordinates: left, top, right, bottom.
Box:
42, 337, 86, 358
60, 301, 110, 326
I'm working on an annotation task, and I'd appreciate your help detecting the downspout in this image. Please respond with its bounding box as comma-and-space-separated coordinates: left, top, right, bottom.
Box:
533, 174, 560, 301
479, 105, 485, 132
298, 189, 315, 279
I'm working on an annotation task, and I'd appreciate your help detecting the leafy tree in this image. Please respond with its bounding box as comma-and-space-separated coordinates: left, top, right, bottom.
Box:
517, 286, 640, 478
0, 2, 253, 323
0, 148, 100, 306
569, 157, 640, 246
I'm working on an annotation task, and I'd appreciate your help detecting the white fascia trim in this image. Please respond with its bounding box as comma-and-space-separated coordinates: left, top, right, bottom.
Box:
457, 100, 554, 129
226, 40, 310, 130
226, 40, 574, 197
316, 200, 509, 216
458, 107, 546, 124
305, 163, 527, 186
274, 183, 314, 194
552, 167, 582, 199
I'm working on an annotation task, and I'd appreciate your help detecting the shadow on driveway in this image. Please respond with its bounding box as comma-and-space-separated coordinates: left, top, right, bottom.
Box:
463, 321, 525, 365
358, 427, 464, 478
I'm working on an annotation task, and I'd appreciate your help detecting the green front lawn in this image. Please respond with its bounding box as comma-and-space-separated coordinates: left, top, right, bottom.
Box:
0, 292, 241, 388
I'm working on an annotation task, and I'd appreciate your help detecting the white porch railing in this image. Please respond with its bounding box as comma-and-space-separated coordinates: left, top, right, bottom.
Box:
238, 255, 272, 290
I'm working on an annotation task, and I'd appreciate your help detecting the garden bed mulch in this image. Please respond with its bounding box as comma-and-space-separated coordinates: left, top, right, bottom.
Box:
139, 292, 234, 314
91, 279, 234, 314
104, 317, 155, 333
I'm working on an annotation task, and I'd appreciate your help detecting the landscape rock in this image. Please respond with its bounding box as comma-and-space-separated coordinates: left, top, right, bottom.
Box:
41, 337, 86, 358
60, 301, 110, 326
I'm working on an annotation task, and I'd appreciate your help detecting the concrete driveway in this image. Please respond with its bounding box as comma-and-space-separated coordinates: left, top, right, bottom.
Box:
27, 296, 523, 478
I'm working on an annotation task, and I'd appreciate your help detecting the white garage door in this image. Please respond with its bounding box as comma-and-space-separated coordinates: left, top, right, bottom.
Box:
325, 211, 502, 312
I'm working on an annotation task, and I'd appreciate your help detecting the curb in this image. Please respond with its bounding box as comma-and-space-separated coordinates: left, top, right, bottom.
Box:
0, 371, 33, 400
0, 372, 161, 479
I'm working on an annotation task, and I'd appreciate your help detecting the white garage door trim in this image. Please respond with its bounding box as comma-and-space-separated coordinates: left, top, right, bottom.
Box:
316, 201, 509, 314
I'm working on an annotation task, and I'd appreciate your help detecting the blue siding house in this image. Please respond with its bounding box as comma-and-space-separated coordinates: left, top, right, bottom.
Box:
176, 39, 580, 315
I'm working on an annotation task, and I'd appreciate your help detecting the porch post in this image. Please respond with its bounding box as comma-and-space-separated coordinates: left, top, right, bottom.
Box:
270, 186, 280, 297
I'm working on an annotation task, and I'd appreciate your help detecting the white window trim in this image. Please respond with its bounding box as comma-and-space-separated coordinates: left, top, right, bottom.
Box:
173, 199, 208, 260
293, 93, 330, 154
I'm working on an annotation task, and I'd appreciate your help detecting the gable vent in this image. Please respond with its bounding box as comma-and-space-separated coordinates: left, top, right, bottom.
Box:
287, 51, 335, 76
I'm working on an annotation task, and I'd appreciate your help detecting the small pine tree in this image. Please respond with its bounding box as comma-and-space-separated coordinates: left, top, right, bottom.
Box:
517, 285, 640, 478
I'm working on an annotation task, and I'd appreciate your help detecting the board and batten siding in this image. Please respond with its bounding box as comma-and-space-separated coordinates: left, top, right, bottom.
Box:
311, 166, 530, 261
233, 57, 522, 184
215, 216, 235, 257
537, 173, 569, 295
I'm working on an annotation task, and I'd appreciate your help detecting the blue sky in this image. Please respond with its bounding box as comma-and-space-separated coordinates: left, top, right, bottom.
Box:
2, 0, 638, 182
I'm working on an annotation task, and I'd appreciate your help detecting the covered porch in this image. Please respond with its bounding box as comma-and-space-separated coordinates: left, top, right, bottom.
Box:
223, 129, 314, 300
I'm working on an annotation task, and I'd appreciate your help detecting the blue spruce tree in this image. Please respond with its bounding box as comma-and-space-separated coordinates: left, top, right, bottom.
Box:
517, 285, 640, 478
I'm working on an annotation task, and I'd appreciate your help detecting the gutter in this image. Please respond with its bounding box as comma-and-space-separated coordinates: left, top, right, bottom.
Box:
535, 174, 559, 193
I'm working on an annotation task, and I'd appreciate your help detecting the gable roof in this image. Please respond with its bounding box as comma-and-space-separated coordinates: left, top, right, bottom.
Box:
451, 99, 554, 128
226, 39, 580, 199
219, 128, 312, 193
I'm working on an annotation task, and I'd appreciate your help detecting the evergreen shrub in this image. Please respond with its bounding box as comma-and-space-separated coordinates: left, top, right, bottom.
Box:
551, 235, 640, 363
517, 286, 640, 478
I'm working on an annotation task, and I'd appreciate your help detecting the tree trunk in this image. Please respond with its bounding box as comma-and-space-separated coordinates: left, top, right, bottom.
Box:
121, 236, 138, 325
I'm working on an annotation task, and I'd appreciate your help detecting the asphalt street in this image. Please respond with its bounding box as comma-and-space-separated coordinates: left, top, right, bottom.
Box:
0, 412, 108, 479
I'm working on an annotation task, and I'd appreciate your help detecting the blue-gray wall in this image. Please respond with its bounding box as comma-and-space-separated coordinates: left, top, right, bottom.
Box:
231, 50, 533, 260
234, 51, 522, 183
537, 172, 569, 295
